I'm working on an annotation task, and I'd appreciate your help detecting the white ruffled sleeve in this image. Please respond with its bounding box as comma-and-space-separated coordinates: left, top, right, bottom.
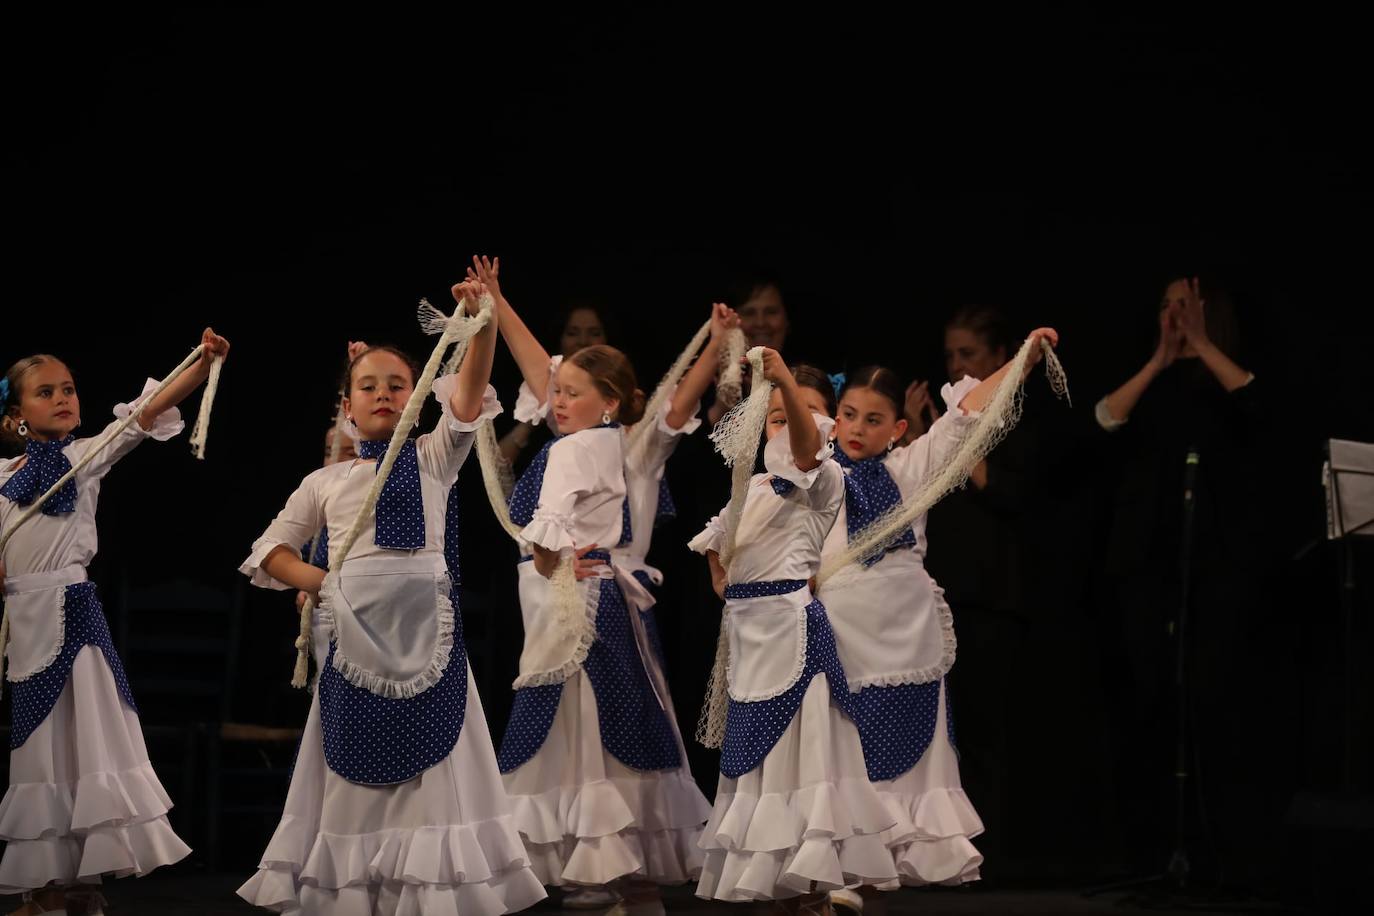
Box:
688, 509, 728, 555
71, 379, 187, 483
632, 384, 700, 475
519, 434, 597, 552
886, 375, 981, 487
763, 413, 836, 489
513, 355, 562, 429
416, 378, 502, 487
240, 470, 326, 590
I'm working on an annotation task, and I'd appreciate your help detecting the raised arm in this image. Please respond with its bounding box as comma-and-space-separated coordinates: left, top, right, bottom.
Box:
666, 303, 739, 429
470, 255, 552, 400
138, 327, 231, 430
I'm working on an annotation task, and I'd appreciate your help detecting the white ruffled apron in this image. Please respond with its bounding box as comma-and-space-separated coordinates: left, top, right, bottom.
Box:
818, 552, 956, 691
3, 564, 86, 682
511, 557, 659, 697
725, 584, 812, 702
315, 554, 466, 785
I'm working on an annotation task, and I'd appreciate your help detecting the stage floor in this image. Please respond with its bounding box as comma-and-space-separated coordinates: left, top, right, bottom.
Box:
1, 875, 1293, 915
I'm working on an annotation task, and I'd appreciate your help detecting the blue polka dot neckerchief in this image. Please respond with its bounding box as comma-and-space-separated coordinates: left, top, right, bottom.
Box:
356, 439, 425, 550
769, 477, 797, 497
507, 424, 632, 547
1, 435, 78, 515
834, 448, 915, 567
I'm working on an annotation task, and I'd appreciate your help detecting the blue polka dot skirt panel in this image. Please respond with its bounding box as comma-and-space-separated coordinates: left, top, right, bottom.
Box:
848, 679, 942, 781
316, 587, 468, 786
719, 599, 852, 779
9, 582, 137, 750
497, 681, 564, 773
583, 571, 680, 772
499, 557, 681, 775
945, 680, 958, 750
632, 569, 666, 668
722, 580, 808, 600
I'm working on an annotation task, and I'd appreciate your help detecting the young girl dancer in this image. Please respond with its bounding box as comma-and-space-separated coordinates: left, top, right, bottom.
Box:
0, 329, 228, 915
817, 329, 1058, 908
236, 282, 546, 915
474, 255, 710, 913
690, 353, 898, 916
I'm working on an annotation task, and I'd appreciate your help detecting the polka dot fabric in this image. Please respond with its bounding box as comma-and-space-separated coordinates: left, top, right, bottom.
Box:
497, 681, 564, 773
317, 586, 468, 785
720, 598, 852, 779
9, 582, 136, 749
848, 679, 942, 781
357, 439, 426, 550
769, 477, 796, 497
0, 435, 78, 516
507, 440, 556, 527
443, 483, 462, 587
499, 552, 680, 774
723, 579, 808, 600
302, 527, 329, 569
834, 449, 915, 567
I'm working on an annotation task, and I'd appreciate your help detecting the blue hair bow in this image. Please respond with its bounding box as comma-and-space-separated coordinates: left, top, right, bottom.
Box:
0, 376, 9, 408
828, 371, 846, 396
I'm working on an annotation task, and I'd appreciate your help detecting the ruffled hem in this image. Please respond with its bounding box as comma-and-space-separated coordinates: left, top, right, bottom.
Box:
0, 815, 189, 893
240, 864, 547, 916
112, 378, 185, 441
525, 825, 704, 887
763, 414, 836, 487
696, 832, 896, 900
700, 778, 895, 857
940, 376, 982, 418
655, 388, 701, 438
318, 575, 456, 700
238, 813, 546, 916
0, 761, 175, 840
877, 787, 983, 886
519, 510, 576, 552
507, 772, 711, 848
686, 515, 724, 555
432, 378, 503, 433
512, 356, 562, 427
240, 537, 298, 590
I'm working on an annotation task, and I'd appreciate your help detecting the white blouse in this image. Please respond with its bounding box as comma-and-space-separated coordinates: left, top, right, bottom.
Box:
688, 414, 843, 586
519, 426, 626, 554
614, 387, 699, 585
0, 379, 184, 578
240, 379, 500, 588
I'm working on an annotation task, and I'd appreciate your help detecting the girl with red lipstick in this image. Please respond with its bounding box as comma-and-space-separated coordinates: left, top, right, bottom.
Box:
0, 329, 227, 916
814, 330, 1057, 911
235, 282, 545, 916
473, 254, 710, 916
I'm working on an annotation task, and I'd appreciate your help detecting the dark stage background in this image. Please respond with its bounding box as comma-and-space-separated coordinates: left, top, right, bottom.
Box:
2, 7, 1371, 913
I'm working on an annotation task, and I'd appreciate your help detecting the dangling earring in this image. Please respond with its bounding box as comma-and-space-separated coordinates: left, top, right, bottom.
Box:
602, 410, 612, 425
887, 436, 896, 451
17, 419, 28, 437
